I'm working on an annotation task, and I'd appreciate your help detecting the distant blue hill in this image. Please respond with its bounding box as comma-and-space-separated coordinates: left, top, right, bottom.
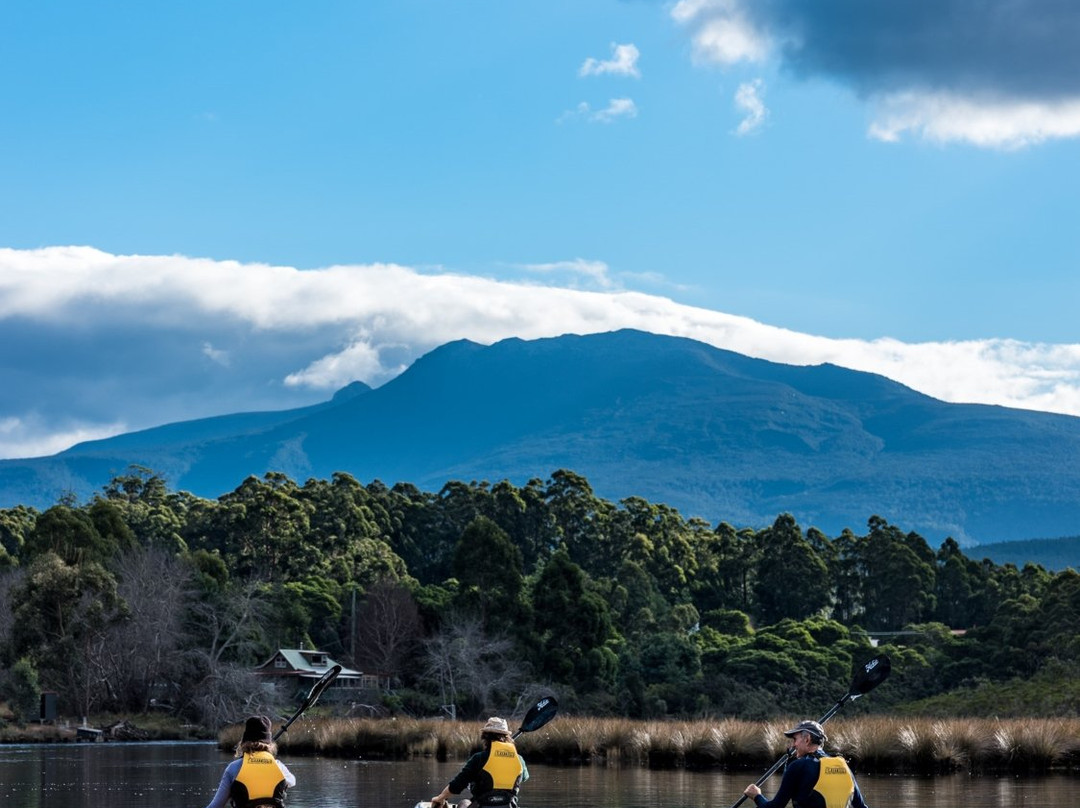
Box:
3, 329, 1080, 548
969, 536, 1080, 572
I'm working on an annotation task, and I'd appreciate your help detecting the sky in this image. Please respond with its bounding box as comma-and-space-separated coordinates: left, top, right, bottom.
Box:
2, 0, 1080, 460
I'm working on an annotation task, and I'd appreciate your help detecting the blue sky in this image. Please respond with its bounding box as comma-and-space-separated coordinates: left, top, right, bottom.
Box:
2, 0, 1080, 460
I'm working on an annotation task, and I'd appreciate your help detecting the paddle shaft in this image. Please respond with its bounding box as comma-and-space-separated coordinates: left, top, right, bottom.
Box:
726, 654, 890, 808
727, 692, 853, 808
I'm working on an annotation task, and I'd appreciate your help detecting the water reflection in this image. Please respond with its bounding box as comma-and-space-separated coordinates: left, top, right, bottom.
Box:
0, 743, 1073, 808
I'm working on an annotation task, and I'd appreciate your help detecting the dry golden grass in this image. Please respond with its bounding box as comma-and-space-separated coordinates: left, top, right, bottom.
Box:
214, 715, 1080, 773
986, 718, 1080, 771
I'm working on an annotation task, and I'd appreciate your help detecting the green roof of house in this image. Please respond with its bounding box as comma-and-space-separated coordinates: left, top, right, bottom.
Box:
256, 648, 363, 679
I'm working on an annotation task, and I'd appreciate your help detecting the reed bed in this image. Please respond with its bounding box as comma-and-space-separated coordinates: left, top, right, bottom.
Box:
221, 715, 1080, 774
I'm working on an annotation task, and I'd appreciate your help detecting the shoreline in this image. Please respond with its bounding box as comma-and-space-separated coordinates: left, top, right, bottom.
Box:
0, 716, 214, 745
254, 715, 1080, 776
7, 714, 1080, 776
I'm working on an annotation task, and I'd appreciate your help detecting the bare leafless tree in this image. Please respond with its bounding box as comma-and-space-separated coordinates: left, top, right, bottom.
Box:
181, 578, 277, 728
0, 569, 28, 708
187, 663, 279, 729
98, 549, 193, 711
0, 569, 25, 653
189, 578, 270, 667
353, 580, 421, 677
421, 613, 526, 716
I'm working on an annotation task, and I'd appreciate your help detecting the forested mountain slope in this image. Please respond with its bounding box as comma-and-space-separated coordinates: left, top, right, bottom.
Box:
3, 329, 1080, 544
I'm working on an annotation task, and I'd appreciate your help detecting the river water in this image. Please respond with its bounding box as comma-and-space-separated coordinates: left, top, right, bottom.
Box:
0, 742, 1072, 808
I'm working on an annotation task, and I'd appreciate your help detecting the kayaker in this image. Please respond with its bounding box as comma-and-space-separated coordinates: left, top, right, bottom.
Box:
429, 716, 530, 808
199, 715, 297, 808
743, 720, 870, 808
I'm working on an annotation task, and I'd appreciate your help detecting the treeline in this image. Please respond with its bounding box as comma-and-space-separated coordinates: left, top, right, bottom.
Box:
1, 466, 1077, 728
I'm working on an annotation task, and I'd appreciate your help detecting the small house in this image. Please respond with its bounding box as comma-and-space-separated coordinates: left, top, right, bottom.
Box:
253, 649, 390, 701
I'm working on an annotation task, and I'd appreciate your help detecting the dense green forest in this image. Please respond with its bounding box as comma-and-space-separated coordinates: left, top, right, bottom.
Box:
1, 466, 1077, 728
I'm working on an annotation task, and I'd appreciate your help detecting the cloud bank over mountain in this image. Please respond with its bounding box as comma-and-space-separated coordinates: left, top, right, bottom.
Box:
2, 246, 1079, 459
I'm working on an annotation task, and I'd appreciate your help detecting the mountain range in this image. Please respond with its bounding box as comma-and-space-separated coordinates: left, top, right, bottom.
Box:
3, 329, 1080, 550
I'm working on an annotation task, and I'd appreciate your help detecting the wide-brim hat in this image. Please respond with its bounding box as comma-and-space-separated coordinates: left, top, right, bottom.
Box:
783, 720, 826, 742
242, 715, 273, 743
481, 716, 511, 737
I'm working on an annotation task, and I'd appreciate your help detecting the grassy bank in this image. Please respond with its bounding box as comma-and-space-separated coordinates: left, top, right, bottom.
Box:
0, 712, 215, 744
233, 715, 1080, 775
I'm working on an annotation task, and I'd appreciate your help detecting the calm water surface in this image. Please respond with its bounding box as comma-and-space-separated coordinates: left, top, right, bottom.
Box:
0, 742, 1072, 808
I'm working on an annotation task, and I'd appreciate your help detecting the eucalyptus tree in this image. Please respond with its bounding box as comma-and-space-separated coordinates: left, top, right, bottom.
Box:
300, 473, 386, 566
486, 478, 558, 574
270, 577, 344, 652
830, 527, 865, 624
8, 551, 126, 716
962, 592, 1042, 680
374, 481, 446, 583
614, 497, 700, 602
751, 514, 831, 625
215, 473, 315, 581
544, 469, 614, 577
452, 516, 528, 637
1029, 568, 1080, 665
98, 466, 186, 553
691, 521, 756, 615
437, 480, 490, 542
860, 517, 937, 629
529, 547, 617, 697
934, 537, 983, 628
22, 505, 122, 566
0, 505, 37, 568
608, 557, 667, 639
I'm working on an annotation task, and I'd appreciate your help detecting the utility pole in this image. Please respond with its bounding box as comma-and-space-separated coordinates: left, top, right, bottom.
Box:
350, 587, 357, 664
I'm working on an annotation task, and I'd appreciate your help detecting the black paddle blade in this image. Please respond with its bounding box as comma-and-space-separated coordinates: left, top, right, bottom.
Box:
274, 664, 342, 740
849, 654, 891, 696
518, 695, 558, 734
306, 664, 342, 706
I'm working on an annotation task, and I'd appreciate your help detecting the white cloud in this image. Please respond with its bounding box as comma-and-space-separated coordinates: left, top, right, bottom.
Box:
671, 0, 769, 66
592, 98, 638, 123
734, 79, 767, 135
3, 247, 1080, 458
0, 414, 129, 460
520, 259, 615, 290
670, 0, 1080, 148
202, 342, 231, 366
285, 339, 401, 390
580, 43, 641, 79
868, 91, 1080, 149
559, 99, 638, 124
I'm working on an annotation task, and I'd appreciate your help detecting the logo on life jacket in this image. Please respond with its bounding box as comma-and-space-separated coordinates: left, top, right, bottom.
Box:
812, 756, 854, 808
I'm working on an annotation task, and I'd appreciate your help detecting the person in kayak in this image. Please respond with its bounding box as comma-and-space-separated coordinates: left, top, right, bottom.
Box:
200, 715, 297, 808
743, 720, 869, 808
429, 716, 530, 808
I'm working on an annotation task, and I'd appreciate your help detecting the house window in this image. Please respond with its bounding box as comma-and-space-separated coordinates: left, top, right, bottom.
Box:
307, 653, 327, 667
275, 658, 287, 669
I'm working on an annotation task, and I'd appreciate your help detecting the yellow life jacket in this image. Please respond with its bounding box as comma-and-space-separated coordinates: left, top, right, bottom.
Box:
812, 755, 854, 808
477, 740, 524, 807
231, 751, 287, 808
